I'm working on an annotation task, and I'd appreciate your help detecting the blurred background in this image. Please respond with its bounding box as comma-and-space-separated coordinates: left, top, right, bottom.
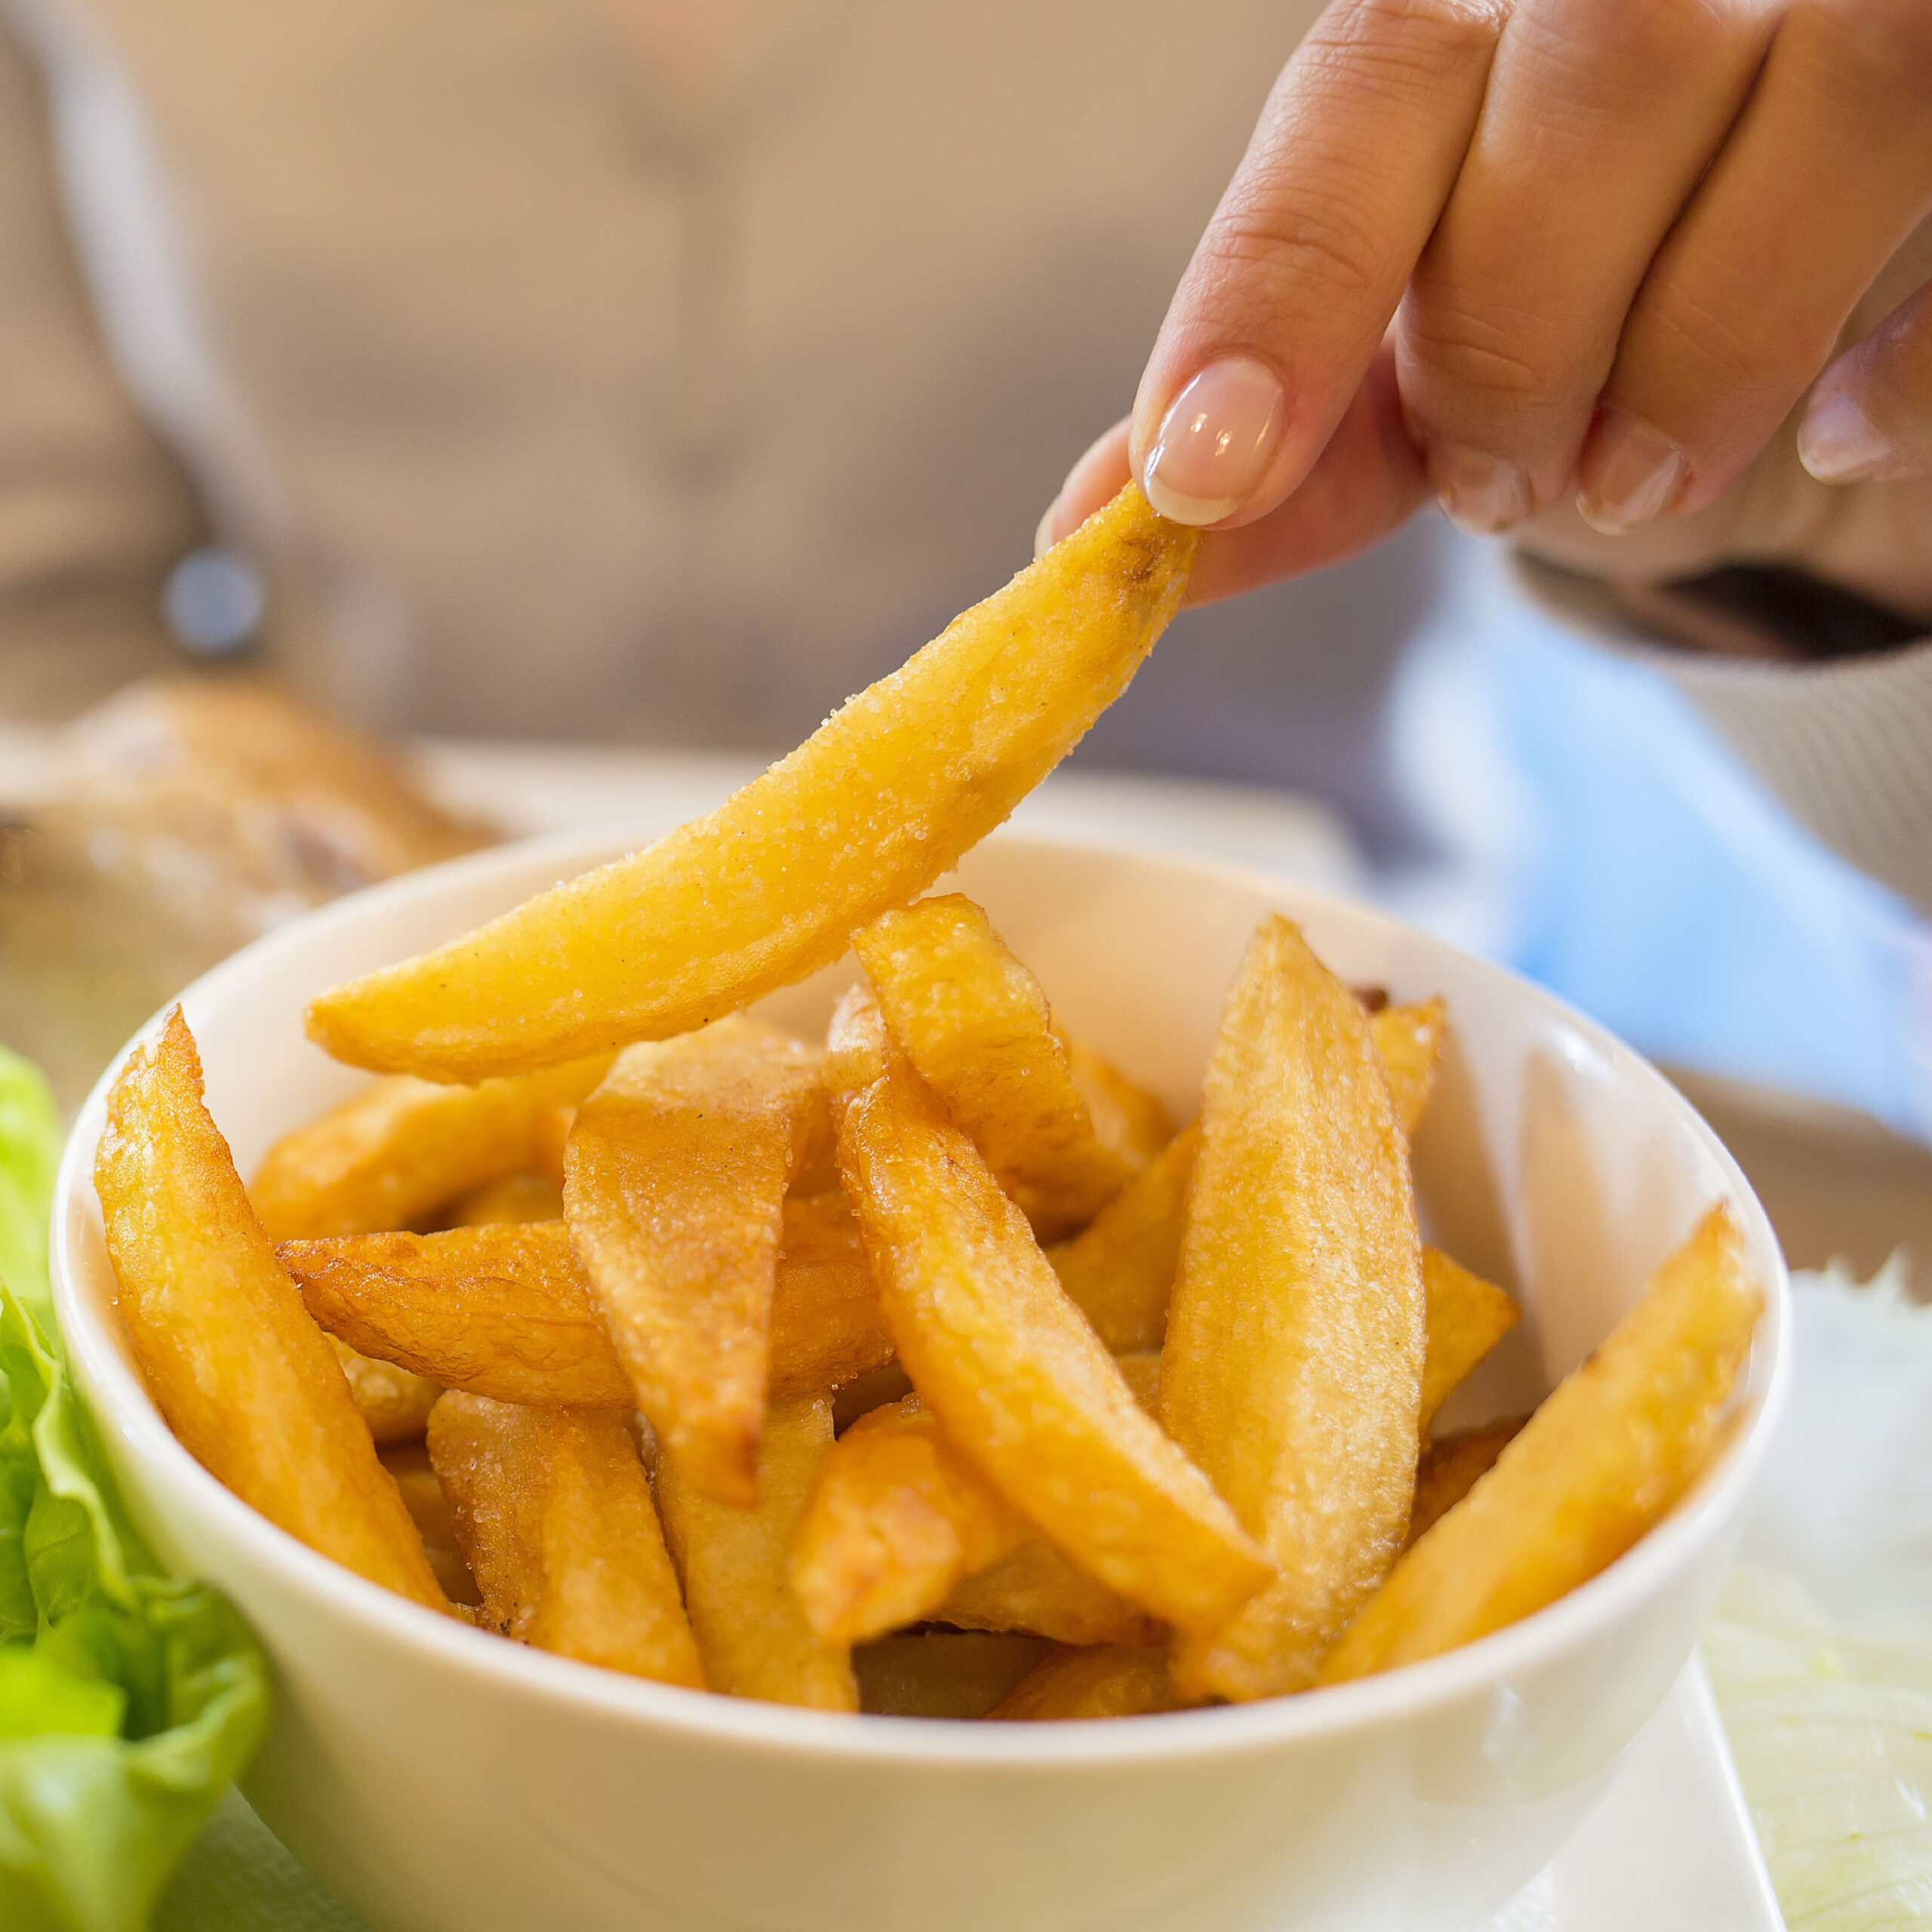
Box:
0, 0, 1925, 1284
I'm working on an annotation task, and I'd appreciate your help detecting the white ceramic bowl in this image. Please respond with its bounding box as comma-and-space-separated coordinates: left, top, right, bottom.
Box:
52, 830, 1788, 1932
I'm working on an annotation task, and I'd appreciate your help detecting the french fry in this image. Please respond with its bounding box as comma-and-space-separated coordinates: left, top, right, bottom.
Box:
1321, 1206, 1761, 1684
1404, 1420, 1525, 1550
565, 1020, 825, 1506
96, 1010, 446, 1609
789, 1392, 1158, 1647
307, 486, 1195, 1081
839, 1063, 1272, 1632
1420, 1248, 1520, 1428
989, 1644, 1181, 1721
249, 1058, 608, 1241
852, 1632, 1052, 1719
1163, 917, 1425, 1701
331, 1337, 441, 1446
1046, 1126, 1198, 1354
1371, 998, 1447, 1137
447, 1171, 565, 1227
282, 1199, 891, 1408
824, 980, 892, 1113
654, 1392, 858, 1709
1063, 1038, 1175, 1172
854, 895, 1140, 1238
380, 1441, 481, 1607
427, 1394, 703, 1686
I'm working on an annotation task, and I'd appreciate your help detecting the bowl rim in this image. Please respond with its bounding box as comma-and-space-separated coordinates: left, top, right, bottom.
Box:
51, 822, 1792, 1770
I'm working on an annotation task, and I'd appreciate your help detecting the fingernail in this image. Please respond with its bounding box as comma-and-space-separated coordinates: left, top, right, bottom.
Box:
1428, 444, 1532, 535
1798, 390, 1896, 483
1141, 357, 1285, 525
1033, 496, 1062, 559
1576, 410, 1685, 534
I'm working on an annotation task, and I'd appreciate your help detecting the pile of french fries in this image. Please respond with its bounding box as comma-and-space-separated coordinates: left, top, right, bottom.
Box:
94, 486, 1762, 1723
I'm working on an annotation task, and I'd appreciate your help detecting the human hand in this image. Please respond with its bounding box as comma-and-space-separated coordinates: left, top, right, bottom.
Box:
1041, 0, 1932, 625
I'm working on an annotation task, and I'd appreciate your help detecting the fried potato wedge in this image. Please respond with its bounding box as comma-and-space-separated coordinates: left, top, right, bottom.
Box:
285, 1193, 889, 1407
428, 1394, 702, 1685
1404, 1420, 1525, 1551
1064, 1038, 1175, 1173
1321, 1205, 1761, 1684
852, 1632, 1052, 1719
249, 1058, 608, 1241
380, 1441, 480, 1606
824, 980, 892, 1115
1420, 1247, 1520, 1429
565, 1021, 825, 1506
307, 487, 1195, 1081
1163, 916, 1425, 1701
789, 1392, 1156, 1647
839, 1063, 1272, 1632
96, 1010, 446, 1609
1370, 998, 1447, 1137
1046, 1124, 1199, 1353
655, 1392, 858, 1709
989, 1644, 1182, 1721
447, 1170, 565, 1227
854, 895, 1140, 1238
331, 1336, 441, 1445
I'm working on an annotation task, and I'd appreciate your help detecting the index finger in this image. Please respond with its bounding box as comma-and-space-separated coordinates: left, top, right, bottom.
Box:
1131, 0, 1502, 528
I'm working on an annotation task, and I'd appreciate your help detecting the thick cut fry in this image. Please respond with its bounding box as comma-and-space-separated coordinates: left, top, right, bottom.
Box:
1163, 917, 1425, 1701
789, 1393, 1156, 1647
1405, 1420, 1525, 1550
307, 487, 1195, 1081
380, 1442, 481, 1606
96, 1010, 446, 1609
1321, 1205, 1761, 1684
249, 1058, 608, 1241
853, 1632, 1052, 1719
654, 1392, 857, 1709
839, 1064, 1272, 1632
1371, 998, 1447, 1137
989, 1645, 1182, 1721
282, 1199, 890, 1408
824, 980, 891, 1113
331, 1336, 441, 1445
1064, 1038, 1175, 1172
427, 1394, 702, 1686
1420, 1247, 1520, 1427
448, 1170, 565, 1227
1047, 1126, 1199, 1353
854, 895, 1139, 1238
565, 1021, 824, 1506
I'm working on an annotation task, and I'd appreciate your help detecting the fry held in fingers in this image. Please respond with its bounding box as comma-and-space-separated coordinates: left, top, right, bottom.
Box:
96, 1009, 447, 1610
428, 1394, 701, 1686
565, 1020, 826, 1506
1322, 1207, 1761, 1684
1162, 917, 1425, 1701
838, 1060, 1272, 1634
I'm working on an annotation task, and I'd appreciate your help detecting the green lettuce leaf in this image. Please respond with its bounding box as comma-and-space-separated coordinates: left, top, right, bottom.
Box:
0, 1046, 269, 1932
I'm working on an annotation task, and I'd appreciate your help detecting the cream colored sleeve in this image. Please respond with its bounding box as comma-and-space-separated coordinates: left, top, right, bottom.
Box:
1513, 555, 1932, 914
0, 16, 206, 721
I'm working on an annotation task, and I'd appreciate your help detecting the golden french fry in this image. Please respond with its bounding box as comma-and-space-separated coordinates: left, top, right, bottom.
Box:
654, 1392, 858, 1709
96, 1009, 446, 1609
1371, 998, 1447, 1137
1321, 1205, 1761, 1684
854, 896, 1139, 1238
1163, 917, 1425, 1701
937, 1540, 1161, 1648
1047, 1126, 1199, 1353
1420, 1247, 1520, 1427
427, 1393, 703, 1686
331, 1336, 441, 1446
285, 1189, 888, 1407
839, 1063, 1272, 1632
824, 980, 892, 1112
989, 1644, 1181, 1721
852, 1632, 1052, 1719
565, 1020, 825, 1506
380, 1441, 481, 1606
1063, 1038, 1175, 1173
249, 1058, 609, 1241
307, 487, 1195, 1081
447, 1171, 566, 1227
1404, 1420, 1526, 1551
